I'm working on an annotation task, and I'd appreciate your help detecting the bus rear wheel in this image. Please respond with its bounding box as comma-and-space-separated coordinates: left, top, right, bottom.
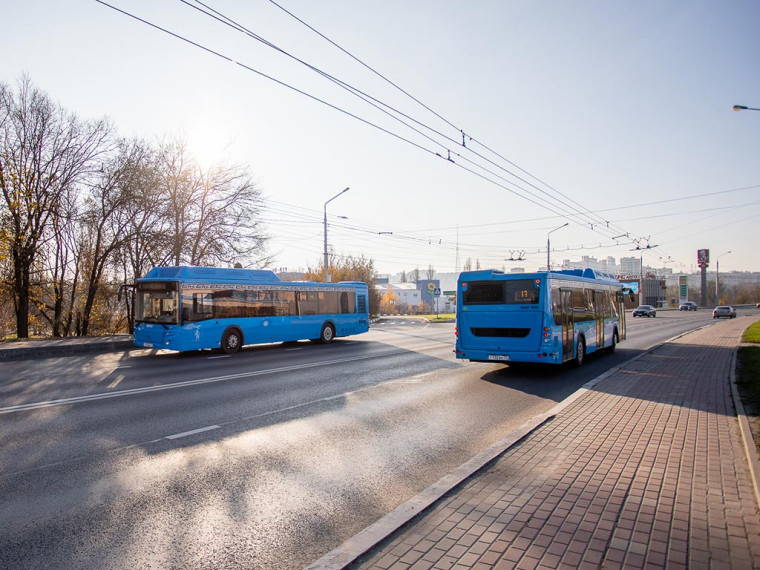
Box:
319, 323, 335, 344
222, 328, 242, 354
574, 337, 586, 367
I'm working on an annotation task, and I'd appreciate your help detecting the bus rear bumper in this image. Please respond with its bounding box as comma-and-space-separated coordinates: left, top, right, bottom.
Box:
456, 348, 562, 364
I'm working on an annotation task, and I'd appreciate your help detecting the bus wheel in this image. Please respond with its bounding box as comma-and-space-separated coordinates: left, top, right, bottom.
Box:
222, 328, 242, 354
574, 337, 586, 367
319, 323, 335, 344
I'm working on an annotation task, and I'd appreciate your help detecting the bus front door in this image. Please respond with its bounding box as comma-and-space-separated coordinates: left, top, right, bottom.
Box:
560, 289, 574, 362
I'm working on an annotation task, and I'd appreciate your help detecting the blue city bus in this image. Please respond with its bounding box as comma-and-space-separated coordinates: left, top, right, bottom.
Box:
133, 266, 370, 354
455, 268, 627, 366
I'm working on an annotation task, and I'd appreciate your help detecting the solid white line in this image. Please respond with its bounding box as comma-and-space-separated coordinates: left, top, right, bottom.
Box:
207, 355, 230, 359
165, 425, 220, 440
0, 348, 408, 414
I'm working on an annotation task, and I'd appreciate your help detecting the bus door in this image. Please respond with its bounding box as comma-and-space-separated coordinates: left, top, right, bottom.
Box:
559, 289, 574, 362
594, 290, 605, 349
616, 291, 627, 340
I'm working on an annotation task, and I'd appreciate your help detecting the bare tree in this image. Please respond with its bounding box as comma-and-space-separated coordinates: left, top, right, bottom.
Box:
155, 137, 268, 268
79, 138, 153, 336
0, 75, 112, 337
426, 264, 436, 280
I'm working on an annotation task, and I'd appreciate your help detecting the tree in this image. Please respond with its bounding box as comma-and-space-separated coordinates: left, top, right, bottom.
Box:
410, 267, 420, 283
304, 255, 381, 316
0, 75, 112, 337
78, 138, 153, 336
463, 258, 472, 272
380, 284, 397, 314
155, 137, 268, 268
426, 264, 435, 280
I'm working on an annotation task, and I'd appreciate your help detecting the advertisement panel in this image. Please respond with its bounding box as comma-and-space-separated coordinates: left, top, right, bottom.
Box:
679, 275, 688, 305
697, 249, 710, 268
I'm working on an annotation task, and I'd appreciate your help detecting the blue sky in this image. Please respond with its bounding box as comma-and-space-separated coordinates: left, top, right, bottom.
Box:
3, 1, 759, 275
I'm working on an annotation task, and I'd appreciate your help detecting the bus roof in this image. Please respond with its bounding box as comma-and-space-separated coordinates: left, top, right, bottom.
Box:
137, 266, 368, 288
458, 268, 622, 286
139, 266, 280, 283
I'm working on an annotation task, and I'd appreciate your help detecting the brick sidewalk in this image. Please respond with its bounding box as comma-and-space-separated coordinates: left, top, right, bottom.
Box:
346, 318, 760, 569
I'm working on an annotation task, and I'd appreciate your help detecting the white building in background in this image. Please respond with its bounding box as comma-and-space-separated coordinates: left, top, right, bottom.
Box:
376, 283, 421, 312
619, 257, 642, 276
560, 256, 618, 274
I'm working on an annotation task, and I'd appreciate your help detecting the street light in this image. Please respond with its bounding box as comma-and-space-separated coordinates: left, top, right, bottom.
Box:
547, 223, 569, 270
733, 105, 760, 112
716, 250, 731, 303
323, 187, 349, 282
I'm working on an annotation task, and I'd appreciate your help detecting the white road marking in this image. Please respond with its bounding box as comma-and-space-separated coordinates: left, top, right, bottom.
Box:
0, 349, 409, 414
165, 425, 220, 439
207, 355, 230, 359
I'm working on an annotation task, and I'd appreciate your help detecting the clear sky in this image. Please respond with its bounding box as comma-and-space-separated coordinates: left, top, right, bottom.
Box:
3, 1, 759, 275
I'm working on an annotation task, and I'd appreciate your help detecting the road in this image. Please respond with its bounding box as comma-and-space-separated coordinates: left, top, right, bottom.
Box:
0, 308, 753, 569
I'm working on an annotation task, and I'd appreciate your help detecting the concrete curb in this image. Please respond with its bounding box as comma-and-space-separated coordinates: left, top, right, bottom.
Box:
730, 348, 760, 507
306, 322, 741, 570
306, 346, 664, 569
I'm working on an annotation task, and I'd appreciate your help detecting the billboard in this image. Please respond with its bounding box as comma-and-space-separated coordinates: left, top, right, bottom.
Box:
697, 249, 710, 268
679, 275, 688, 304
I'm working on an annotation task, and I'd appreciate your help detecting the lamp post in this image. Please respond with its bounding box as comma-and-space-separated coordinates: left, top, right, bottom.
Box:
323, 187, 349, 282
733, 105, 760, 112
547, 223, 569, 271
716, 250, 731, 304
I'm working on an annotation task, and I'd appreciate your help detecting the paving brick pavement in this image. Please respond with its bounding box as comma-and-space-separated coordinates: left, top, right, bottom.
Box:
340, 317, 760, 569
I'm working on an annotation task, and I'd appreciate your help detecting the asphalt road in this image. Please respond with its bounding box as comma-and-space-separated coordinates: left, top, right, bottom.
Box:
0, 307, 754, 569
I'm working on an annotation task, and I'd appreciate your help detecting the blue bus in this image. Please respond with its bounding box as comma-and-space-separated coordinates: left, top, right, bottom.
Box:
133, 266, 370, 354
455, 268, 627, 366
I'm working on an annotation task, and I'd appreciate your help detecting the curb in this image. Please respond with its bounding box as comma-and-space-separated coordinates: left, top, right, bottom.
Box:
306, 322, 743, 570
306, 347, 660, 569
730, 348, 760, 507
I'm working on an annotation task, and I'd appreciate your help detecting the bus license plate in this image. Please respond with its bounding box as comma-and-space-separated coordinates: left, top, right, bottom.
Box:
488, 355, 509, 361
142, 342, 154, 348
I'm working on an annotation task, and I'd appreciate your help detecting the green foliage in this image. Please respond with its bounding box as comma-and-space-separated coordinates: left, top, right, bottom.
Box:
737, 344, 760, 455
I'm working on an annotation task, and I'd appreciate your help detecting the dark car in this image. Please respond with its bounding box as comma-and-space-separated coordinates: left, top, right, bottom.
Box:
679, 301, 697, 311
633, 305, 656, 317
713, 306, 736, 319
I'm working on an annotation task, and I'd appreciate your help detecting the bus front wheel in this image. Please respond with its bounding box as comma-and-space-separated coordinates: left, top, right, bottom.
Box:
319, 323, 335, 344
574, 337, 586, 367
222, 328, 242, 354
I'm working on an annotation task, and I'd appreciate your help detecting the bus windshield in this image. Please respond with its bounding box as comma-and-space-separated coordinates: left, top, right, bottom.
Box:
135, 281, 179, 324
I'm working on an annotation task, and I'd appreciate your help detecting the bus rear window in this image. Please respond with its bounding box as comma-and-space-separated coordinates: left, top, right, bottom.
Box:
463, 279, 539, 305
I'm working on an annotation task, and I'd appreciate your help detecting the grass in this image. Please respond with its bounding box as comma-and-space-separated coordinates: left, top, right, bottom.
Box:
737, 321, 760, 456
742, 320, 760, 343
420, 313, 455, 322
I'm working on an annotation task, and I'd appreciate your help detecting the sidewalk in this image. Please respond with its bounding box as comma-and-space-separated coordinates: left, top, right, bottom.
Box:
312, 317, 760, 569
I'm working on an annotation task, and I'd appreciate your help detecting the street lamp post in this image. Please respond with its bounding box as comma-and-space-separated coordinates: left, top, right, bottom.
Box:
716, 250, 731, 304
733, 105, 760, 112
547, 223, 569, 271
323, 187, 349, 282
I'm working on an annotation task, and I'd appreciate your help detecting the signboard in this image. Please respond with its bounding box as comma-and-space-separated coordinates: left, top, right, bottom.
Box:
697, 249, 710, 268
621, 281, 639, 294
679, 275, 688, 305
